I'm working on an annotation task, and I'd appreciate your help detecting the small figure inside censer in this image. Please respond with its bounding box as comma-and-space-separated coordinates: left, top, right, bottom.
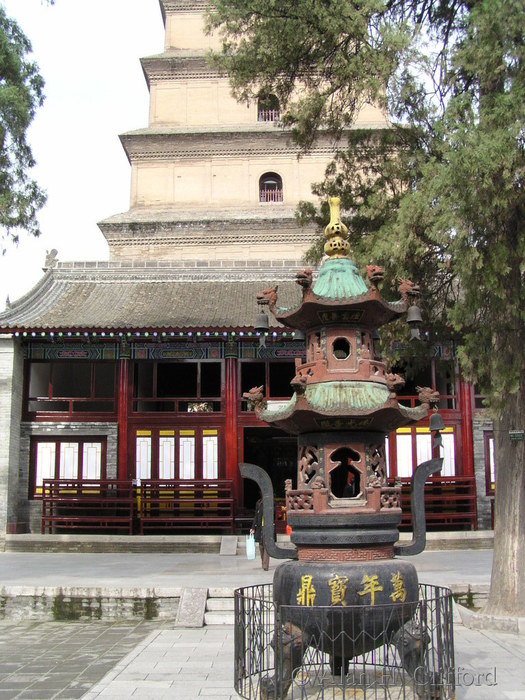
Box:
342, 471, 359, 498
329, 446, 362, 498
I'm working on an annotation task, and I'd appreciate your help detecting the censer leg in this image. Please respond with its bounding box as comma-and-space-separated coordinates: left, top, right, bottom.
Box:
260, 623, 304, 699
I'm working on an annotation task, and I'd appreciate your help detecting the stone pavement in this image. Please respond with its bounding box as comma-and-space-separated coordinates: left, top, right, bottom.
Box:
0, 620, 168, 700
83, 627, 236, 700
81, 624, 525, 700
0, 547, 494, 589
1, 547, 525, 699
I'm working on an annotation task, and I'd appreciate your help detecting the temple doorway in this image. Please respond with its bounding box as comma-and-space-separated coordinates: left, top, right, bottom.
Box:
242, 427, 297, 509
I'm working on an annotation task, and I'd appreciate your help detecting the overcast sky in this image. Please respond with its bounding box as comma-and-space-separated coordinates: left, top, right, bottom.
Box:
0, 0, 165, 307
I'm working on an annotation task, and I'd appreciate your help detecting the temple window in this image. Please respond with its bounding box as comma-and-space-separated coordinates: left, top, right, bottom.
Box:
484, 432, 495, 495
259, 172, 283, 203
484, 431, 495, 527
240, 360, 295, 410
30, 437, 106, 497
392, 426, 456, 478
133, 361, 222, 413
26, 361, 116, 416
257, 93, 280, 122
134, 427, 218, 480
393, 358, 457, 410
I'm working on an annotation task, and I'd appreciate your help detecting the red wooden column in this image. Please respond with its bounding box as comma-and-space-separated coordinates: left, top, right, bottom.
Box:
117, 357, 130, 480
459, 378, 475, 475
224, 340, 240, 504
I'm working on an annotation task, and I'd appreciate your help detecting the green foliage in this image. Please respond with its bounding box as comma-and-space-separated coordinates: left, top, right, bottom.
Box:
0, 4, 47, 249
209, 0, 525, 416
207, 0, 413, 148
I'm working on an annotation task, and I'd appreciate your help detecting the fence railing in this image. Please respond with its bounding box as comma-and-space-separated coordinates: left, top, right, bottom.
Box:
235, 583, 455, 699
394, 475, 477, 530
41, 478, 235, 534
41, 479, 134, 534
138, 478, 234, 534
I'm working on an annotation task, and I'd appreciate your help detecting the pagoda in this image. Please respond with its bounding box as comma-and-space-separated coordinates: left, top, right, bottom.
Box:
246, 198, 433, 633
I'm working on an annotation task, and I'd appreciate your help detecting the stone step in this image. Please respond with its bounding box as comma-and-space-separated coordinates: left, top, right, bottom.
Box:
219, 535, 238, 556
4, 534, 225, 554
204, 610, 235, 625
205, 587, 235, 625
206, 598, 234, 612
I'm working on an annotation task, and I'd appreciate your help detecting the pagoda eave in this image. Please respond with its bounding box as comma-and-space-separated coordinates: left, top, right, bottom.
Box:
259, 393, 428, 435
274, 293, 406, 331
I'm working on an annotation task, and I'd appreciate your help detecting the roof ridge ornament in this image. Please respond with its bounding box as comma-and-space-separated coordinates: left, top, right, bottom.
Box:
324, 197, 349, 259
43, 248, 59, 271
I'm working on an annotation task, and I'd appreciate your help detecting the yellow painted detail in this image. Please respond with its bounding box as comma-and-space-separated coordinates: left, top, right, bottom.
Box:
357, 574, 383, 606
416, 427, 454, 434
296, 575, 316, 606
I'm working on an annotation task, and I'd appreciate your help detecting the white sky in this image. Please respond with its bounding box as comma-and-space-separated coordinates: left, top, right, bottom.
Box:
0, 0, 165, 307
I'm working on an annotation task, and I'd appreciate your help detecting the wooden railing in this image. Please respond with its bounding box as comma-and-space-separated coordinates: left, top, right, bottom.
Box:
259, 188, 283, 203
138, 479, 234, 534
391, 475, 477, 530
41, 479, 134, 534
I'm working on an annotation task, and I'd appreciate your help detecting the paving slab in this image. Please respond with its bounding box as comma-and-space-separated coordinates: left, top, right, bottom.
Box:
174, 587, 207, 628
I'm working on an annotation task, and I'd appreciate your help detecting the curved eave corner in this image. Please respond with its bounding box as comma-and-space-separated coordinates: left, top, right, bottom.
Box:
259, 393, 298, 423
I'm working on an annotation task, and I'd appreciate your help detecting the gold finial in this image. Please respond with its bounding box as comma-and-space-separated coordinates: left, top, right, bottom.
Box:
324, 197, 349, 258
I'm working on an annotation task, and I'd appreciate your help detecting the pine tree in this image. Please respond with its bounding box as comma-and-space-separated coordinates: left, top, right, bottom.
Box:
0, 4, 47, 250
209, 0, 525, 615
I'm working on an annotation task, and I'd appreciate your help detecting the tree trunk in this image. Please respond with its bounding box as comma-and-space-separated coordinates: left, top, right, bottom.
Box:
485, 376, 525, 616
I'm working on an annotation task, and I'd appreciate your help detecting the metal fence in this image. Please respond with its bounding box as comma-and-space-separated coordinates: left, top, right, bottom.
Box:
234, 583, 454, 699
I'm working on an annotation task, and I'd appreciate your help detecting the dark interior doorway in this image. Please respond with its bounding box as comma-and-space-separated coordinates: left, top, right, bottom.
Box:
329, 446, 362, 498
242, 427, 297, 509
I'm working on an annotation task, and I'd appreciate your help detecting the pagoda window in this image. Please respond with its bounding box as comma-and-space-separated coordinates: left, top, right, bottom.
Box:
132, 361, 222, 413
329, 447, 362, 499
257, 93, 280, 122
30, 437, 106, 497
332, 337, 351, 360
435, 360, 456, 409
26, 361, 116, 416
259, 172, 283, 203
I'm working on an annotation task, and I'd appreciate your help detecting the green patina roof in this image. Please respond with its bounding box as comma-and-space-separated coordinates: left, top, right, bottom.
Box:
260, 381, 389, 421
305, 381, 390, 411
260, 381, 427, 424
312, 258, 368, 301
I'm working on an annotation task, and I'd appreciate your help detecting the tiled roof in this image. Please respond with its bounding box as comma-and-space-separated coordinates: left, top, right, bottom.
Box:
0, 263, 303, 333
